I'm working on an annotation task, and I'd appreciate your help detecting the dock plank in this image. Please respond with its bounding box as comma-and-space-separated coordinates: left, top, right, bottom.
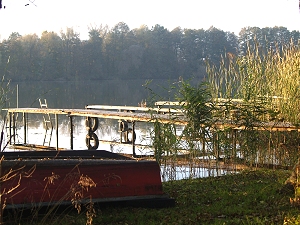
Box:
6, 108, 187, 125
5, 107, 300, 131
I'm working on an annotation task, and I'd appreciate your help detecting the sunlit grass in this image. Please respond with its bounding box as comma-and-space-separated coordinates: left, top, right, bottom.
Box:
207, 40, 300, 125
16, 169, 300, 225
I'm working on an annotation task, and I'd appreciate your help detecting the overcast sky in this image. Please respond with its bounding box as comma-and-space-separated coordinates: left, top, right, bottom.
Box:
0, 0, 299, 40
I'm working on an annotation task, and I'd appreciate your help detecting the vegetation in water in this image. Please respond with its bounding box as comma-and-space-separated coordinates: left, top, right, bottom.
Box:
147, 39, 300, 172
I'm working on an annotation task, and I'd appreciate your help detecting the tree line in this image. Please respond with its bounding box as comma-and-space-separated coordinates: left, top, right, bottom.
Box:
0, 22, 299, 82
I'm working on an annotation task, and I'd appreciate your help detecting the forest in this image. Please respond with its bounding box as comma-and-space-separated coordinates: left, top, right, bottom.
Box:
0, 22, 299, 82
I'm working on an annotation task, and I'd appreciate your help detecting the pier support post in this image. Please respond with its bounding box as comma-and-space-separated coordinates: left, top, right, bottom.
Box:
132, 121, 136, 157
69, 115, 73, 150
12, 112, 16, 145
8, 112, 12, 145
55, 114, 58, 150
23, 112, 27, 144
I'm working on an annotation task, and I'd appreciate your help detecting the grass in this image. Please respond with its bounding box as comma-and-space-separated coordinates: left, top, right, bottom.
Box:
11, 169, 300, 225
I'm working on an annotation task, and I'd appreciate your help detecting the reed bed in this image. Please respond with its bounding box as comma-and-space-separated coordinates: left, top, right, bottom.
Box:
150, 40, 300, 181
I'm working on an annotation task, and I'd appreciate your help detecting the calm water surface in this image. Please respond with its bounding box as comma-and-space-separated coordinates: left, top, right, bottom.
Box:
3, 79, 228, 180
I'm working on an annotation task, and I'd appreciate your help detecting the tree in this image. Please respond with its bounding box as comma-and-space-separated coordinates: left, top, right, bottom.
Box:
238, 27, 261, 56
180, 28, 207, 78
205, 27, 236, 65
145, 24, 178, 79
40, 31, 63, 80
1, 32, 23, 81
170, 27, 184, 76
103, 22, 131, 78
238, 26, 300, 57
19, 34, 42, 80
60, 28, 81, 80
82, 27, 104, 79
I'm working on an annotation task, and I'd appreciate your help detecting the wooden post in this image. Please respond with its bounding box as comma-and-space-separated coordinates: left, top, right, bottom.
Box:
268, 130, 272, 166
55, 114, 58, 150
202, 131, 205, 153
213, 130, 220, 175
8, 112, 12, 145
69, 115, 73, 150
132, 121, 136, 157
12, 112, 16, 145
232, 129, 237, 171
23, 112, 27, 144
119, 120, 123, 143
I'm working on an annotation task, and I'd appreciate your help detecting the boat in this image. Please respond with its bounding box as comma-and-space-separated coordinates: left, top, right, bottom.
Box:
1, 150, 174, 210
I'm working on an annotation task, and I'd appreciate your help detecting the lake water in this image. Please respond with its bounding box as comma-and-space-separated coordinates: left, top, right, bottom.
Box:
3, 115, 233, 181
1, 79, 170, 152
3, 79, 191, 154
5, 116, 153, 154
2, 79, 231, 180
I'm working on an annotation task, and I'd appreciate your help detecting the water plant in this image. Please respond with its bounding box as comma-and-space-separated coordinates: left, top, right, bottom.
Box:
145, 38, 300, 183
205, 39, 300, 168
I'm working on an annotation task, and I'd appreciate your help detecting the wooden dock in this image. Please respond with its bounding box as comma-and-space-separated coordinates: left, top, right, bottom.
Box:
5, 103, 300, 155
6, 107, 186, 124
5, 105, 186, 155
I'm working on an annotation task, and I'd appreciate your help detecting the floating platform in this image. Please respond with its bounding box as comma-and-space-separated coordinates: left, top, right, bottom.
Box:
1, 150, 175, 210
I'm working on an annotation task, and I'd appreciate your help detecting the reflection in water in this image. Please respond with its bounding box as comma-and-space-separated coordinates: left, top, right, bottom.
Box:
2, 78, 225, 180
3, 116, 230, 180
4, 116, 154, 154
161, 165, 229, 182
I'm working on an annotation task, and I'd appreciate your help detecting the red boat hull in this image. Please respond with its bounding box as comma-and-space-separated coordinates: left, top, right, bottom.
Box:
1, 151, 169, 209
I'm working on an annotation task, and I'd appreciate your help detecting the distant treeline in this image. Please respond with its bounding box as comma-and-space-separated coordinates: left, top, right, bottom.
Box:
0, 22, 299, 82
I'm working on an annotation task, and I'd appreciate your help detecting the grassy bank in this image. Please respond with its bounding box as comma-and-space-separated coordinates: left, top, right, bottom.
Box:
11, 169, 300, 225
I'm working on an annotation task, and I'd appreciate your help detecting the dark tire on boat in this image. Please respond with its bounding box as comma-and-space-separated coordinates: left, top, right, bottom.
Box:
86, 132, 99, 150
123, 128, 136, 144
119, 120, 129, 132
85, 117, 99, 132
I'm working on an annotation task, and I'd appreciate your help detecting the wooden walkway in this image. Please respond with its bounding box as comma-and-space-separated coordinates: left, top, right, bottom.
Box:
5, 103, 300, 155
5, 105, 186, 154
6, 106, 299, 131
6, 107, 186, 124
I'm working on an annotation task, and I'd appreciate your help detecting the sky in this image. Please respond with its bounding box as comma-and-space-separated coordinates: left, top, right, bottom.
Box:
0, 0, 299, 41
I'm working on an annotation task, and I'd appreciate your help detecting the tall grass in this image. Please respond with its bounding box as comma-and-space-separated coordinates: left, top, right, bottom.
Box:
148, 40, 300, 181
207, 40, 300, 125
205, 40, 300, 168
